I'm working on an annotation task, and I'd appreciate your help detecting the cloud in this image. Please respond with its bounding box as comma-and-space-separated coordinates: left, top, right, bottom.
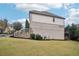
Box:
16, 3, 49, 11
63, 3, 72, 9
65, 18, 75, 26
17, 18, 29, 28
47, 3, 72, 10
69, 8, 79, 18
46, 3, 63, 8
16, 3, 72, 12
65, 8, 79, 26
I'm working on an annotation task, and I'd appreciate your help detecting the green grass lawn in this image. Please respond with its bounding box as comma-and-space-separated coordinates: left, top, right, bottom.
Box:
0, 37, 79, 56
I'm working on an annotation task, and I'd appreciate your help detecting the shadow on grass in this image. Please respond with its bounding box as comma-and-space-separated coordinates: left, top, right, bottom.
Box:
10, 36, 30, 40
10, 37, 68, 41
10, 36, 79, 42
71, 39, 79, 42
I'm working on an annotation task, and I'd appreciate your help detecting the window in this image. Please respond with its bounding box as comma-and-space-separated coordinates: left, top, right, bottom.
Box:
53, 17, 55, 22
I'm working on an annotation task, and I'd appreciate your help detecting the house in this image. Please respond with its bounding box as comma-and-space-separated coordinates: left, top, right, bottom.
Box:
29, 10, 65, 40
76, 24, 79, 29
0, 28, 3, 34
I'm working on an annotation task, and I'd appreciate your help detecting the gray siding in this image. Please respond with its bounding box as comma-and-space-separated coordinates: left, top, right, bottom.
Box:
30, 12, 65, 40
30, 21, 64, 40
31, 13, 64, 25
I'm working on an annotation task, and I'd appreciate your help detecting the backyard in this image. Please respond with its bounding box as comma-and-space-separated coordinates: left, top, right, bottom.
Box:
0, 37, 79, 56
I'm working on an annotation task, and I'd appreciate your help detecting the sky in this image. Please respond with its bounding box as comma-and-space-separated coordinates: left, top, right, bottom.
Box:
0, 3, 79, 27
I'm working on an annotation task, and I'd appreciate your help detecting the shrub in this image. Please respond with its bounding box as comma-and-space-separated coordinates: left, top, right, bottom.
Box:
35, 34, 42, 40
30, 34, 35, 39
30, 34, 43, 40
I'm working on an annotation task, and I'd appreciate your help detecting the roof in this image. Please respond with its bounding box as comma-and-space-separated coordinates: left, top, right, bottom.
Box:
29, 10, 65, 19
76, 24, 79, 28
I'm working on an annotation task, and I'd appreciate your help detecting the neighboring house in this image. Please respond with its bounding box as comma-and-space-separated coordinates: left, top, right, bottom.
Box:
29, 10, 65, 40
0, 24, 4, 34
65, 30, 70, 39
4, 24, 14, 34
76, 24, 79, 29
0, 28, 3, 34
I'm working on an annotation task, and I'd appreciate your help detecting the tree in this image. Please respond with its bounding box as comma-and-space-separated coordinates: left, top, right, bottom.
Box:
3, 19, 8, 29
12, 22, 22, 31
0, 19, 8, 33
75, 29, 79, 37
25, 19, 29, 31
0, 19, 8, 30
69, 24, 77, 40
25, 19, 29, 28
0, 20, 4, 29
65, 25, 71, 39
0, 20, 5, 31
65, 25, 70, 31
65, 23, 79, 40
